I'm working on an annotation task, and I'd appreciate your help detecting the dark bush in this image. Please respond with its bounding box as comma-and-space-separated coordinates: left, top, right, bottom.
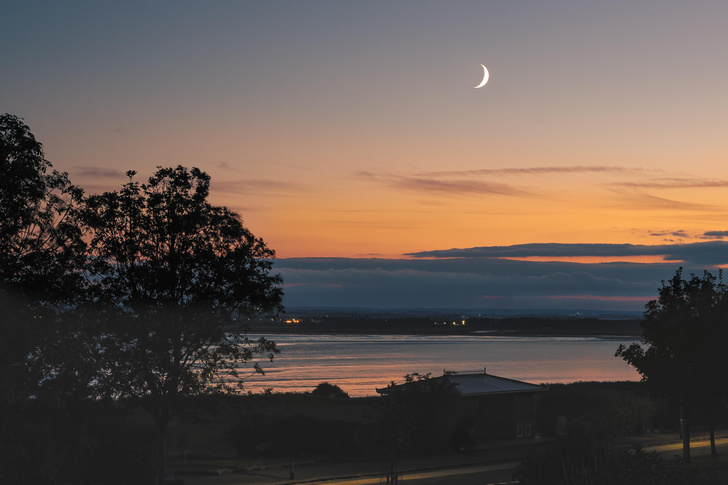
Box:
311, 382, 349, 399
514, 425, 718, 485
228, 414, 363, 458
375, 373, 461, 457
536, 382, 679, 437
0, 401, 155, 484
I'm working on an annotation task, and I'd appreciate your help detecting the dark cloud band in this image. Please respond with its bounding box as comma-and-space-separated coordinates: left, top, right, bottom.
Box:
406, 241, 728, 266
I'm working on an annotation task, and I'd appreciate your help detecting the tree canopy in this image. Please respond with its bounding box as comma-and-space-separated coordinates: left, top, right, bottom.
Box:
0, 114, 85, 292
616, 268, 728, 462
0, 114, 86, 403
83, 165, 283, 482
84, 166, 282, 398
1, 114, 285, 483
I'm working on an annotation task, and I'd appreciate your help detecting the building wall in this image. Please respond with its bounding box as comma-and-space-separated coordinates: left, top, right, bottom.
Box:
473, 392, 538, 441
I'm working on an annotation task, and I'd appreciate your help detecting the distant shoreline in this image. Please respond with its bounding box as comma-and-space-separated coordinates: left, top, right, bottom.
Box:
250, 315, 643, 338
256, 330, 642, 339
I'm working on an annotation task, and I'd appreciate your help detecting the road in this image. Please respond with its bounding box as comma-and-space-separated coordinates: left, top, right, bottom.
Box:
644, 436, 728, 458
313, 461, 520, 485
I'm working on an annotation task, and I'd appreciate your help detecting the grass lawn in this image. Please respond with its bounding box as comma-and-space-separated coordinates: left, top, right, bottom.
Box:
166, 456, 295, 475
692, 452, 728, 482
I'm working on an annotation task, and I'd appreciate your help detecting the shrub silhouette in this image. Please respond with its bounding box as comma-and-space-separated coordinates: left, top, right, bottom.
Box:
311, 382, 349, 399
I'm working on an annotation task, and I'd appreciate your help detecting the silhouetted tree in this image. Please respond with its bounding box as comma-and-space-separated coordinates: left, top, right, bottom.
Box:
312, 382, 350, 399
616, 269, 726, 462
0, 113, 86, 403
701, 273, 728, 457
376, 372, 459, 459
83, 166, 283, 484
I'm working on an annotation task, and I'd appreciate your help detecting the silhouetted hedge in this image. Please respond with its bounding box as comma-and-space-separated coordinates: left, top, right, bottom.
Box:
537, 381, 676, 437
0, 401, 155, 484
514, 425, 719, 485
227, 414, 366, 459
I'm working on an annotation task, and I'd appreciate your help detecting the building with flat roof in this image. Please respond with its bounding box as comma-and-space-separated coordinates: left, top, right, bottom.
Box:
378, 368, 548, 444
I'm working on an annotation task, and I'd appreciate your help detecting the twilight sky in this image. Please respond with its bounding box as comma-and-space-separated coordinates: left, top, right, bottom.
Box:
4, 1, 728, 312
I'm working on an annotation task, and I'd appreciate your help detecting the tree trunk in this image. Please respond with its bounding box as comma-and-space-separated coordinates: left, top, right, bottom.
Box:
681, 399, 691, 463
154, 413, 169, 485
710, 399, 717, 458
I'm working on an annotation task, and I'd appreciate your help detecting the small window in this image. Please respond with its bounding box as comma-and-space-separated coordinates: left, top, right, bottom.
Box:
517, 425, 524, 438
525, 424, 532, 437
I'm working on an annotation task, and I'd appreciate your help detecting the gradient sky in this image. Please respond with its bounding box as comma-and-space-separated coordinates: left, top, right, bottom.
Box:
5, 1, 728, 311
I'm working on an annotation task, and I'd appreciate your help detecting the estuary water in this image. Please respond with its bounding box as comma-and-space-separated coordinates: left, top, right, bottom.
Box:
241, 334, 641, 397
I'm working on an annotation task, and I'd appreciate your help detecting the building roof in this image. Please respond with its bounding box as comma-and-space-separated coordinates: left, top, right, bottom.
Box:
376, 369, 547, 396
444, 371, 547, 396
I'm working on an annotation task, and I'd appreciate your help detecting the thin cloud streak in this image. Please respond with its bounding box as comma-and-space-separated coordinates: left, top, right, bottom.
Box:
357, 166, 728, 207
417, 165, 649, 178
356, 171, 532, 197
73, 166, 127, 179
394, 177, 532, 197
612, 178, 728, 189
606, 189, 720, 211
649, 230, 689, 238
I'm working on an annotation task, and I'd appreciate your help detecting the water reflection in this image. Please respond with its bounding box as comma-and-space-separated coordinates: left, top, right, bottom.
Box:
240, 334, 640, 397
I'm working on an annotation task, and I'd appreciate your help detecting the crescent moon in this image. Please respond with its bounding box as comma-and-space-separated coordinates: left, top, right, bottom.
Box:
474, 64, 489, 88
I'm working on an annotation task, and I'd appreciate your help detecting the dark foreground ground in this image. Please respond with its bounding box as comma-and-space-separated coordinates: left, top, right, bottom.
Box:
158, 381, 728, 485
171, 429, 728, 485
5, 381, 728, 483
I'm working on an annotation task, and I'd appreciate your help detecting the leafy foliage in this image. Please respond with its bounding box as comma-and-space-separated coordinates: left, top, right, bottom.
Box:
0, 116, 284, 483
84, 166, 282, 402
617, 269, 724, 395
0, 114, 85, 295
0, 113, 86, 403
312, 382, 350, 399
376, 372, 460, 457
82, 165, 283, 483
536, 382, 673, 438
616, 268, 728, 461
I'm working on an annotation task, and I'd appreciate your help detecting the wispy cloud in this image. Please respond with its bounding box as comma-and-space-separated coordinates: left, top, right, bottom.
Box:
611, 177, 728, 189
417, 165, 648, 178
213, 161, 237, 171
649, 230, 689, 238
393, 177, 532, 196
702, 230, 728, 239
356, 165, 667, 199
355, 171, 531, 197
73, 166, 127, 179
606, 189, 719, 211
358, 165, 728, 207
